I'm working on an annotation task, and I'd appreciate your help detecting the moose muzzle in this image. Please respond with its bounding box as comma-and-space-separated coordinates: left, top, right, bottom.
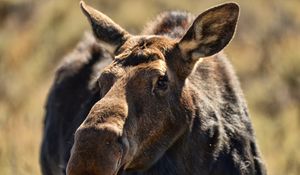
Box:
66, 123, 128, 175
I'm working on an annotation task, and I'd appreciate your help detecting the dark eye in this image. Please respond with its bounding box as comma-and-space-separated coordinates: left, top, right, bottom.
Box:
156, 75, 169, 91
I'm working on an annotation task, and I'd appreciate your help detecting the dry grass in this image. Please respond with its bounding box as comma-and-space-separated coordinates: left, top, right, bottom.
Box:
0, 0, 299, 175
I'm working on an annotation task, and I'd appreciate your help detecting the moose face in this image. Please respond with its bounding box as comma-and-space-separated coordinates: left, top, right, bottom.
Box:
66, 1, 239, 175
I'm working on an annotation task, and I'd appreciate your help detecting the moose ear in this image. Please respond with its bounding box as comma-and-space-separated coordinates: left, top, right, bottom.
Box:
178, 3, 239, 60
80, 1, 130, 53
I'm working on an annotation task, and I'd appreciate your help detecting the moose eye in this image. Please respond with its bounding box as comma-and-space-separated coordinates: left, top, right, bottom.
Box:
156, 75, 169, 91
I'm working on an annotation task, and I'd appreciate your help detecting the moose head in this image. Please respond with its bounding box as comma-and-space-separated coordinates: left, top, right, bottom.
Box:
66, 1, 239, 175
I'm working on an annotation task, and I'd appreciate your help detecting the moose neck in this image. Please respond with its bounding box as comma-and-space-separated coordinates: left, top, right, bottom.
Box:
135, 106, 263, 175
137, 112, 224, 175
126, 54, 266, 175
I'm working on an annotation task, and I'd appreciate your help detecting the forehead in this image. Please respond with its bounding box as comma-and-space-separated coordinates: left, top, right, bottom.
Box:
101, 36, 175, 78
114, 35, 176, 67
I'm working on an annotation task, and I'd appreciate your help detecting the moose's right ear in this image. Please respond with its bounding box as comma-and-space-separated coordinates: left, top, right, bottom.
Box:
80, 1, 130, 53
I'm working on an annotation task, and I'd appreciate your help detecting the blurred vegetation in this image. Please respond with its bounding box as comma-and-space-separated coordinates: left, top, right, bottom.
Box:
0, 0, 299, 174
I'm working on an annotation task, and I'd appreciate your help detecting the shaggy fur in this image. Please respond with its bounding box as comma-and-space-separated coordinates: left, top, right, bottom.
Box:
40, 2, 266, 175
40, 33, 112, 175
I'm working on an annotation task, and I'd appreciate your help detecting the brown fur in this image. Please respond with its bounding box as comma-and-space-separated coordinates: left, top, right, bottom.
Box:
40, 2, 266, 175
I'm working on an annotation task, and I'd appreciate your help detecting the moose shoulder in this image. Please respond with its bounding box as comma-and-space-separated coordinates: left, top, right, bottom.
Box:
40, 1, 267, 175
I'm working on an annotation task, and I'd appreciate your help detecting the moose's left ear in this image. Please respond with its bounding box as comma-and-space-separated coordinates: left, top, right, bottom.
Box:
178, 3, 239, 60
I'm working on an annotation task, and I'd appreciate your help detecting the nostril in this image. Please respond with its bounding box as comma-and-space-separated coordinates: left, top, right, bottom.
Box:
117, 137, 123, 145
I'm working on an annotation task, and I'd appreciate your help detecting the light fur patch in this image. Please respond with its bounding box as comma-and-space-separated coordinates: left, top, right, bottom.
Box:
191, 52, 205, 60
194, 21, 203, 40
179, 40, 198, 52
200, 35, 218, 44
179, 40, 206, 60
189, 57, 204, 76
115, 49, 132, 59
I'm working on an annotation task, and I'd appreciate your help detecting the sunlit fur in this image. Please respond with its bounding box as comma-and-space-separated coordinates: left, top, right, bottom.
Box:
41, 2, 266, 175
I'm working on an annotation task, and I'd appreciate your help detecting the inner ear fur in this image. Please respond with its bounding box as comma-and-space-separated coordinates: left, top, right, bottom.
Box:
80, 1, 131, 53
178, 3, 239, 60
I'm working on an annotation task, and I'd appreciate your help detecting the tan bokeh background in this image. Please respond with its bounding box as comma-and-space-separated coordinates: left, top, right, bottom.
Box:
0, 0, 299, 174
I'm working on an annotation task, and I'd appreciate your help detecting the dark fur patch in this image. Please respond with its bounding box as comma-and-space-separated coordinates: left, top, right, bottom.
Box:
142, 11, 194, 39
40, 34, 111, 175
116, 53, 159, 67
115, 39, 161, 66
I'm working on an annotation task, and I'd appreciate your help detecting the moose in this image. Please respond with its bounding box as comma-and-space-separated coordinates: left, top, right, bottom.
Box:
40, 1, 267, 175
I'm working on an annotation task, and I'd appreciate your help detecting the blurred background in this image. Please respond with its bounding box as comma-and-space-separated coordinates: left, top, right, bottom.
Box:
0, 0, 299, 174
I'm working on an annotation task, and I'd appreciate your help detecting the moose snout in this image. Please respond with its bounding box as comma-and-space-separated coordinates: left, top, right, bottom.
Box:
66, 125, 127, 175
